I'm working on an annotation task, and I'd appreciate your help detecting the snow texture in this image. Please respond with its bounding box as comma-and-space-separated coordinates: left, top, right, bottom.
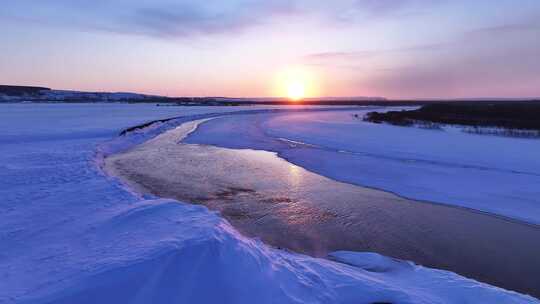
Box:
0, 104, 537, 303
185, 109, 540, 225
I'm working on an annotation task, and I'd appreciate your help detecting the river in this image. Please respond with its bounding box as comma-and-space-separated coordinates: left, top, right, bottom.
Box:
105, 113, 540, 297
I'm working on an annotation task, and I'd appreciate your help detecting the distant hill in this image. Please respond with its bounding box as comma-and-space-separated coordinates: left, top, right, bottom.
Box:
0, 85, 51, 96
1, 84, 537, 106
212, 96, 387, 102
0, 85, 163, 103
0, 84, 389, 105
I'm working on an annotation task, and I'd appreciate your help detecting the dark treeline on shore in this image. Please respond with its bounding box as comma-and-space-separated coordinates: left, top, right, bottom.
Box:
365, 103, 540, 131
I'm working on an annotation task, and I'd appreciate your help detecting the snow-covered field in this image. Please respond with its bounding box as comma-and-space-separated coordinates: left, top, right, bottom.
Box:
1, 104, 537, 303
185, 109, 540, 225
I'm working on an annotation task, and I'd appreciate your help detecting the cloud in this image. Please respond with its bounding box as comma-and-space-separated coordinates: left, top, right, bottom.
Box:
303, 43, 447, 67
362, 46, 540, 99
300, 19, 540, 98
354, 0, 412, 15
126, 1, 300, 38
342, 0, 444, 20
0, 0, 300, 39
0, 0, 445, 39
361, 33, 540, 98
304, 51, 376, 62
462, 18, 540, 41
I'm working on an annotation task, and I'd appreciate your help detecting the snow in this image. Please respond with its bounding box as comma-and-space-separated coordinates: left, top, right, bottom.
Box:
0, 104, 537, 303
0, 90, 154, 102
185, 108, 540, 225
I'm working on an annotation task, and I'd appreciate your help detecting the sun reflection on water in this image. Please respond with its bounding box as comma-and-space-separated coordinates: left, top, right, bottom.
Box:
288, 163, 302, 188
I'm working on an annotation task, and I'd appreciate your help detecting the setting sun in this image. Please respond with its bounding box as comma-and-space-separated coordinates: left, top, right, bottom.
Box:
274, 67, 320, 101
287, 82, 306, 101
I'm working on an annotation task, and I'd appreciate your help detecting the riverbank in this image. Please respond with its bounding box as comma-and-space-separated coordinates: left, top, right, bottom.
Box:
364, 103, 540, 137
184, 109, 540, 225
105, 115, 540, 297
2, 104, 537, 303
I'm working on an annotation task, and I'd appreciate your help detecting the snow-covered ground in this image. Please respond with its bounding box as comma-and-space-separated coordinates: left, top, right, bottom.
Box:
185, 109, 540, 225
0, 104, 537, 303
0, 89, 155, 102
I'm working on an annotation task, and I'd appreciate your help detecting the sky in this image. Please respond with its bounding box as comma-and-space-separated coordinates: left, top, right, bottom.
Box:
0, 0, 539, 99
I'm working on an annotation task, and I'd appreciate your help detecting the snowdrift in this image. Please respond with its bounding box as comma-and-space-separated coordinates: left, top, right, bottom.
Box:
0, 104, 537, 304
21, 199, 537, 304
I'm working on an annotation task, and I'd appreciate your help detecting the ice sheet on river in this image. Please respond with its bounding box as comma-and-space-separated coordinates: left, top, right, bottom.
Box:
185, 109, 540, 225
0, 104, 537, 303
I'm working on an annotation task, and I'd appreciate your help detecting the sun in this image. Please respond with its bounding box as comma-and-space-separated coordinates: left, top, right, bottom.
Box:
287, 82, 306, 101
273, 67, 320, 101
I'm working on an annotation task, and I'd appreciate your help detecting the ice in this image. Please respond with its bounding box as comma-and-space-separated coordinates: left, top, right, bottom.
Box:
0, 104, 537, 303
185, 108, 540, 225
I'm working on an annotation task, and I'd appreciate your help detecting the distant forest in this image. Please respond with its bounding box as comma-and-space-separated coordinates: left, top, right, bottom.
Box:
365, 103, 540, 131
0, 85, 51, 96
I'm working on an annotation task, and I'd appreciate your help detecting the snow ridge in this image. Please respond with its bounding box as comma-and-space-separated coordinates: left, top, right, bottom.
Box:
1, 104, 537, 303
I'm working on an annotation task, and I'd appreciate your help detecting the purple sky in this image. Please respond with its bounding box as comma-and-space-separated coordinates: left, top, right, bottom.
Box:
1, 0, 539, 98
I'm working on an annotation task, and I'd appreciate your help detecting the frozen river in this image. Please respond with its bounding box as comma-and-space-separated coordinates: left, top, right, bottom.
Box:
3, 104, 536, 303
106, 113, 540, 297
